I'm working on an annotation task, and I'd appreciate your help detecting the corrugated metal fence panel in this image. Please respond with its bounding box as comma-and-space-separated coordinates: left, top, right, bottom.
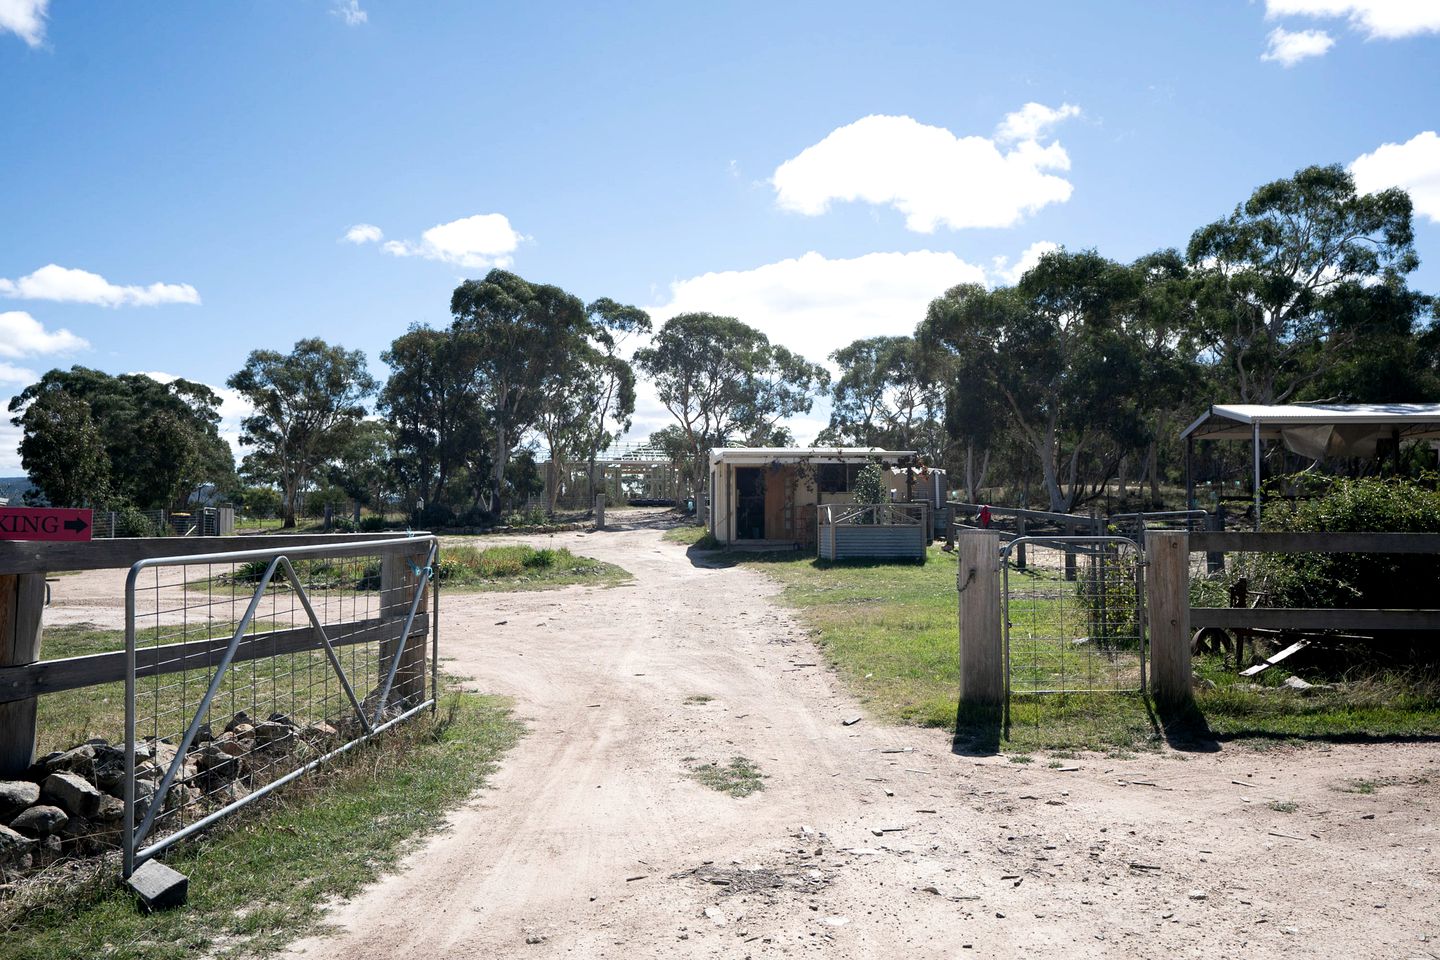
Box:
829, 525, 926, 560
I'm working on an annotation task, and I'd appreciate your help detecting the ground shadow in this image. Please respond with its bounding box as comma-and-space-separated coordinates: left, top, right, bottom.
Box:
1151, 696, 1221, 752
950, 702, 1004, 756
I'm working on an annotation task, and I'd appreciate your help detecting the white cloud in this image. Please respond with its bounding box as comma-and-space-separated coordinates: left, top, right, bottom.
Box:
1261, 26, 1336, 65
380, 213, 524, 269
990, 240, 1060, 285
0, 363, 36, 385
0, 311, 88, 359
0, 0, 47, 48
771, 110, 1078, 232
650, 250, 987, 367
1265, 0, 1440, 39
995, 102, 1082, 143
1351, 131, 1440, 222
0, 264, 200, 307
332, 0, 367, 26
343, 223, 384, 244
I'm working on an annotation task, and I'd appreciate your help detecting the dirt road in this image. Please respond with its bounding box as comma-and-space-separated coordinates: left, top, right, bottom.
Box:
284, 512, 1439, 959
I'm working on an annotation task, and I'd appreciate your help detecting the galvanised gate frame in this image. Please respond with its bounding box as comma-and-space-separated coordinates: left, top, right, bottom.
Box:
122, 535, 439, 878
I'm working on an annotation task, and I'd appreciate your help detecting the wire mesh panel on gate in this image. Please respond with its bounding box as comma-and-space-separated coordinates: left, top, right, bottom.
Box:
123, 537, 436, 875
1002, 537, 1146, 696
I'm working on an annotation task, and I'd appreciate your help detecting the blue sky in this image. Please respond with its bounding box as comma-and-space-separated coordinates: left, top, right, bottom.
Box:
2, 0, 1438, 473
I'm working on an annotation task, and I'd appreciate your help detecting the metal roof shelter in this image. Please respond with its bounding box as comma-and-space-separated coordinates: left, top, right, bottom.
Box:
1180, 403, 1440, 529
708, 446, 916, 465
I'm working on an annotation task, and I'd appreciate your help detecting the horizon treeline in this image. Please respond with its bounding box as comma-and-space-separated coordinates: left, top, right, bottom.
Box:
10, 163, 1438, 523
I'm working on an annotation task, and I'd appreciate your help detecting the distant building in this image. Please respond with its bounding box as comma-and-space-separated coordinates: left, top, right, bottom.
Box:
706, 447, 945, 547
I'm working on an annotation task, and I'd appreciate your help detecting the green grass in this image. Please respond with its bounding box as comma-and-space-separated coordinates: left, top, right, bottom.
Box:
186, 545, 630, 596
0, 692, 522, 960
1268, 800, 1299, 813
687, 756, 765, 797
434, 545, 630, 591
725, 545, 1440, 752
662, 525, 719, 549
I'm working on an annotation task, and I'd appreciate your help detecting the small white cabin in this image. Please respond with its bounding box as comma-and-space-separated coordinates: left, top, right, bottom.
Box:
706, 447, 945, 547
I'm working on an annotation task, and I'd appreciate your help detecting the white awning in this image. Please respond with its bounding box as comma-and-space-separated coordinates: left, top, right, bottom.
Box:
1180, 403, 1440, 458
709, 447, 915, 466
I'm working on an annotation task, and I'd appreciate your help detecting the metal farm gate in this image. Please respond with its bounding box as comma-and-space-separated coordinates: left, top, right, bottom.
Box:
1000, 536, 1147, 697
121, 535, 438, 878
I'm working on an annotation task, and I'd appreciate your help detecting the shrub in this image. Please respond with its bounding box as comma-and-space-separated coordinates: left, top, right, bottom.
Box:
1256, 474, 1440, 611
112, 505, 161, 537
523, 548, 557, 569
359, 516, 388, 532
503, 506, 549, 528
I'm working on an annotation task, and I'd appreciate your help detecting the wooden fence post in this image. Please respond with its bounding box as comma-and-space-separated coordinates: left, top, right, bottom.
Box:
1206, 504, 1226, 574
1145, 530, 1193, 707
957, 530, 1004, 707
1063, 520, 1078, 582
378, 545, 429, 710
0, 572, 46, 776
1014, 515, 1027, 569
594, 494, 606, 529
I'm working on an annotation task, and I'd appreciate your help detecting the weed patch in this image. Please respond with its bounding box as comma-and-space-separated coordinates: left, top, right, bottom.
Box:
689, 757, 765, 798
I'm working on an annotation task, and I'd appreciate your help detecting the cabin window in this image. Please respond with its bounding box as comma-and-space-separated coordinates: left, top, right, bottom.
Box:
816, 463, 863, 493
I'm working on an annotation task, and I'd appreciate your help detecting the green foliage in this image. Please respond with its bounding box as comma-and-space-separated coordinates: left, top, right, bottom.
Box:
9, 368, 234, 509
450, 269, 593, 512
688, 756, 765, 798
1188, 164, 1419, 406
429, 544, 630, 590
239, 485, 281, 519
1255, 474, 1440, 611
228, 338, 377, 528
359, 515, 388, 532
112, 504, 162, 537
820, 336, 942, 456
851, 461, 888, 509
634, 312, 828, 488
14, 390, 110, 507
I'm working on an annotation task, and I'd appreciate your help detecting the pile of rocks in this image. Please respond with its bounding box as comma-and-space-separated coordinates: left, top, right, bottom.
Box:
0, 711, 339, 882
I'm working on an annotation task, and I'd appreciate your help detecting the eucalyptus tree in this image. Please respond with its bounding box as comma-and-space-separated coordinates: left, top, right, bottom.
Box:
228, 338, 377, 527
380, 324, 488, 507
820, 335, 942, 455
450, 269, 592, 512
8, 367, 234, 508
921, 251, 1149, 511
14, 389, 110, 507
1187, 163, 1418, 405
634, 312, 828, 492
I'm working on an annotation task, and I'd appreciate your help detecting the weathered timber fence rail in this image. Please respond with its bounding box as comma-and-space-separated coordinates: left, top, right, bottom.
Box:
1185, 531, 1440, 633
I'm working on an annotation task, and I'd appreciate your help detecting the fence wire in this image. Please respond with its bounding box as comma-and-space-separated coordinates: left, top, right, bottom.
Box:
1002, 537, 1146, 697
123, 537, 436, 875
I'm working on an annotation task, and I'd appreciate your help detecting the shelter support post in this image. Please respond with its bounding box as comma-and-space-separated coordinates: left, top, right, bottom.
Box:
957, 530, 1004, 707
0, 572, 45, 777
1185, 435, 1195, 510
1145, 530, 1193, 707
1252, 420, 1262, 531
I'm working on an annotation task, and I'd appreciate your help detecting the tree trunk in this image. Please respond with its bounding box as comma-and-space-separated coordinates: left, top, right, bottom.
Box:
491, 423, 507, 516
1038, 425, 1065, 513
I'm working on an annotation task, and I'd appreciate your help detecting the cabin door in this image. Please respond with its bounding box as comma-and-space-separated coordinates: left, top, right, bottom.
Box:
734, 467, 766, 540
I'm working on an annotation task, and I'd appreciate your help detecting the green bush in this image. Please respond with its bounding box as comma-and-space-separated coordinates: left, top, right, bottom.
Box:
1257, 474, 1440, 611
359, 516, 388, 532
112, 505, 160, 537
503, 506, 549, 527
